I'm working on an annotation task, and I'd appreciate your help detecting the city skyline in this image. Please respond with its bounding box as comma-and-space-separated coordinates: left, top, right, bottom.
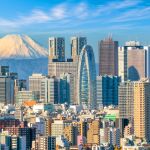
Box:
0, 0, 149, 63
1, 0, 150, 149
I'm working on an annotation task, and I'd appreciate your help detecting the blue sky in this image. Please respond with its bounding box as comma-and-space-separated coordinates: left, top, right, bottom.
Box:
0, 0, 150, 62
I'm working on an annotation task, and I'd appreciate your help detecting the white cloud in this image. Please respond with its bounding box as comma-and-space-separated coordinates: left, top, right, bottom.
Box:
94, 0, 142, 16
50, 4, 67, 20
111, 7, 150, 22
0, 0, 149, 31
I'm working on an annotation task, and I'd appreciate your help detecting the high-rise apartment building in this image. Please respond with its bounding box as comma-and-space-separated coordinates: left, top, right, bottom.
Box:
108, 128, 120, 147
99, 37, 118, 76
73, 121, 88, 138
0, 134, 26, 150
71, 37, 87, 61
96, 75, 120, 107
87, 120, 100, 145
49, 37, 65, 62
133, 79, 150, 142
119, 81, 134, 136
64, 125, 78, 146
4, 127, 36, 150
119, 81, 134, 119
37, 136, 56, 150
51, 120, 72, 137
77, 45, 96, 108
29, 74, 46, 101
45, 118, 53, 136
0, 76, 14, 104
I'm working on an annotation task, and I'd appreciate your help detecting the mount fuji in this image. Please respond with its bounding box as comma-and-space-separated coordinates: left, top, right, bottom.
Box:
0, 34, 48, 79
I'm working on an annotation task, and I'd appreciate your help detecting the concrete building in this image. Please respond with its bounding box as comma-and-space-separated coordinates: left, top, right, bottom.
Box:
51, 120, 72, 137
96, 75, 120, 107
40, 77, 59, 104
124, 124, 134, 137
100, 128, 109, 144
71, 37, 87, 61
64, 125, 78, 146
4, 127, 36, 150
0, 66, 9, 76
133, 79, 150, 142
0, 133, 26, 150
29, 74, 46, 101
56, 135, 70, 149
37, 136, 56, 150
87, 120, 100, 145
45, 118, 53, 136
0, 76, 14, 104
128, 48, 147, 81
118, 47, 128, 82
99, 37, 118, 76
48, 61, 78, 104
16, 90, 35, 104
108, 128, 120, 147
49, 37, 65, 62
144, 46, 150, 77
119, 41, 150, 81
73, 121, 88, 138
119, 81, 134, 136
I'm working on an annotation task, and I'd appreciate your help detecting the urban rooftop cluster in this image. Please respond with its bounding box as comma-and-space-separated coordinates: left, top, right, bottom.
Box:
0, 36, 150, 150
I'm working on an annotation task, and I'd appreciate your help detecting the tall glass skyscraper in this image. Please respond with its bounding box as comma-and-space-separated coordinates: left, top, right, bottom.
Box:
97, 75, 121, 107
77, 45, 96, 108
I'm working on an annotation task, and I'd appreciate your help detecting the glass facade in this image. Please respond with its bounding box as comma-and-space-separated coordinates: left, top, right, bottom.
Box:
97, 75, 121, 107
77, 45, 96, 108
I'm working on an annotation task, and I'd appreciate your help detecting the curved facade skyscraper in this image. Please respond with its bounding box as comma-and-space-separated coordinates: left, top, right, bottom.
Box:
77, 45, 96, 108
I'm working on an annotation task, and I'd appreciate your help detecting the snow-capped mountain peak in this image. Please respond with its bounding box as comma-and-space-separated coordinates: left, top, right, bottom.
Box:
0, 34, 48, 59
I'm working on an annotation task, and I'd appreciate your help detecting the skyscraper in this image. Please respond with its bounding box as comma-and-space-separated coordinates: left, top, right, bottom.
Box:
96, 75, 120, 107
144, 46, 150, 77
49, 37, 65, 62
120, 41, 150, 81
77, 45, 96, 108
48, 61, 78, 104
71, 37, 87, 61
29, 74, 46, 101
60, 73, 74, 104
118, 47, 128, 82
99, 37, 118, 76
133, 79, 150, 142
128, 48, 147, 81
0, 66, 9, 76
40, 77, 59, 104
119, 81, 134, 136
0, 76, 14, 104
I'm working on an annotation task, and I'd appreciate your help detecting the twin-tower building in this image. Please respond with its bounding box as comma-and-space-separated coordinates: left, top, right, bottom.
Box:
48, 37, 96, 108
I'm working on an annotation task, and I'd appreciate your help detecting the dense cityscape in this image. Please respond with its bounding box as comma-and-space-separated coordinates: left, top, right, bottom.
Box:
0, 35, 150, 150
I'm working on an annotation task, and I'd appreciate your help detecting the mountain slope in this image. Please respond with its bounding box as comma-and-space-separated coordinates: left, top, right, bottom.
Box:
0, 34, 48, 59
